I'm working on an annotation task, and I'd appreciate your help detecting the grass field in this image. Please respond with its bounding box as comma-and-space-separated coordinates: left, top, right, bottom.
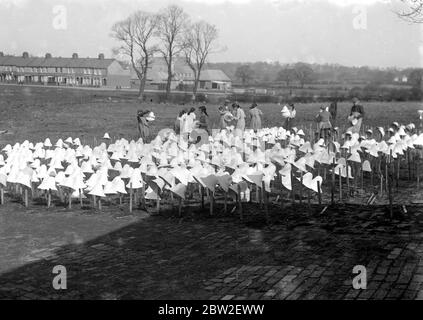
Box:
0, 84, 422, 145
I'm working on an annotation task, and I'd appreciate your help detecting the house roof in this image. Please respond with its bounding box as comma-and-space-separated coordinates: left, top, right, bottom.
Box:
199, 69, 231, 82
0, 55, 115, 69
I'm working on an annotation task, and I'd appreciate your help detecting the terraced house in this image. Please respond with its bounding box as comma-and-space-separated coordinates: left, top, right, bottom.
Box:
0, 52, 130, 88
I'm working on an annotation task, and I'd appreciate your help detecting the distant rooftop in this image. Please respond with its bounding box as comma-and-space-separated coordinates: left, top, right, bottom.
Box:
0, 52, 116, 69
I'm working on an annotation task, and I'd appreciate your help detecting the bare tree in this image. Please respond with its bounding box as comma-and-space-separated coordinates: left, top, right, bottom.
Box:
111, 11, 158, 99
157, 5, 189, 100
396, 0, 423, 23
277, 67, 296, 88
182, 21, 219, 99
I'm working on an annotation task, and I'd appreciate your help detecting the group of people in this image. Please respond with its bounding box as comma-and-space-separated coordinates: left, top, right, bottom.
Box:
313, 97, 364, 143
217, 101, 264, 133
137, 97, 366, 145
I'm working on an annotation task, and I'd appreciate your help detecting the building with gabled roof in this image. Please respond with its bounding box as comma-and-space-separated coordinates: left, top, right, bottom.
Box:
130, 56, 232, 91
0, 52, 130, 88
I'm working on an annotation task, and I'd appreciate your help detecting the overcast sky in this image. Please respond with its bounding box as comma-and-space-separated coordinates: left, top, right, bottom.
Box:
0, 0, 421, 68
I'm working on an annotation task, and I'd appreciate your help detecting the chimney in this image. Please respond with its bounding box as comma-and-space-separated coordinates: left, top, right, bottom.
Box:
22, 52, 29, 59
72, 53, 78, 59
98, 53, 104, 60
45, 53, 52, 59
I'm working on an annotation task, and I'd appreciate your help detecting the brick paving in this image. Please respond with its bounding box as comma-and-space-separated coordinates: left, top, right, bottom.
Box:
1, 191, 423, 299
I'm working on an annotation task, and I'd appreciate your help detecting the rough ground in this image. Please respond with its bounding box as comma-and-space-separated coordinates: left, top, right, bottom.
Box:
0, 182, 423, 300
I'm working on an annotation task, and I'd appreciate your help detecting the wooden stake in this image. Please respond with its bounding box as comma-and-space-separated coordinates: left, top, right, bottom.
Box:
129, 186, 133, 213
237, 184, 243, 220
317, 181, 322, 205
98, 198, 102, 210
178, 197, 182, 217
388, 151, 393, 219
299, 171, 303, 205
380, 174, 383, 196
339, 167, 342, 202
141, 184, 146, 209
210, 191, 214, 216
331, 158, 335, 205
224, 192, 228, 214
68, 191, 72, 209
262, 181, 269, 223
79, 189, 83, 207
200, 186, 205, 210
0, 187, 4, 205
24, 188, 28, 207
47, 191, 51, 208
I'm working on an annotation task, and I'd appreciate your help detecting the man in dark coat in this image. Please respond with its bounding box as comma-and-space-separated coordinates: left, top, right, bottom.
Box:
328, 99, 337, 126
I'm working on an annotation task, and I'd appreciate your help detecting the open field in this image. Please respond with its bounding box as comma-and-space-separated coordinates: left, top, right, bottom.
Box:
0, 84, 422, 145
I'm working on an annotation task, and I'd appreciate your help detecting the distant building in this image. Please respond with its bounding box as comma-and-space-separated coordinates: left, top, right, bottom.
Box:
130, 56, 231, 91
394, 75, 408, 83
0, 52, 130, 88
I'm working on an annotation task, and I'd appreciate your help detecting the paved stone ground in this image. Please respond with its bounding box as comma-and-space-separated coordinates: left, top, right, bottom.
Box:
1, 185, 423, 300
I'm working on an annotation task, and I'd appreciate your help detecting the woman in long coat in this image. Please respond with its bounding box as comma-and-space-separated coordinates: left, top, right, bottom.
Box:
249, 102, 263, 132
233, 103, 246, 132
137, 110, 153, 142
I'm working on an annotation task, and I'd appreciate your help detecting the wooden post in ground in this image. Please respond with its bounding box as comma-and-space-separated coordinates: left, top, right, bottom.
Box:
307, 189, 311, 213
237, 184, 243, 221
299, 171, 303, 205
129, 184, 133, 213
262, 181, 269, 224
291, 170, 295, 206
178, 197, 183, 217
224, 192, 228, 214
79, 189, 83, 207
338, 167, 342, 202
331, 158, 335, 205
24, 188, 28, 207
209, 191, 214, 216
388, 151, 393, 219
0, 187, 4, 205
200, 186, 205, 210
317, 181, 322, 206
396, 155, 400, 190
47, 190, 51, 208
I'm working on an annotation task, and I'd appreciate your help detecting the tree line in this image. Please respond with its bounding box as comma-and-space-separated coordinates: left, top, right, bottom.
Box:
110, 5, 220, 100
208, 61, 422, 89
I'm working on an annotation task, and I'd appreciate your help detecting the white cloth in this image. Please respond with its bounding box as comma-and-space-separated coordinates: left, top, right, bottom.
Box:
183, 113, 196, 134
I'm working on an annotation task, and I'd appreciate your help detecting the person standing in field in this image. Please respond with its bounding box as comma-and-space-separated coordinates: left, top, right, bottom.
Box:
315, 105, 332, 143
249, 102, 263, 132
182, 107, 196, 137
329, 99, 337, 127
197, 106, 210, 134
286, 103, 296, 131
232, 103, 246, 134
218, 105, 234, 130
280, 103, 290, 129
174, 109, 186, 135
347, 97, 364, 134
137, 110, 154, 143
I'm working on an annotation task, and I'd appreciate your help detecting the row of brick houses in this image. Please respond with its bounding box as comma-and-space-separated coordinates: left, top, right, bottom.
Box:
0, 52, 131, 88
0, 52, 232, 92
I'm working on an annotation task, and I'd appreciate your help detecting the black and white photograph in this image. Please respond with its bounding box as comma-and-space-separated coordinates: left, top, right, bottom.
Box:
0, 0, 423, 307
